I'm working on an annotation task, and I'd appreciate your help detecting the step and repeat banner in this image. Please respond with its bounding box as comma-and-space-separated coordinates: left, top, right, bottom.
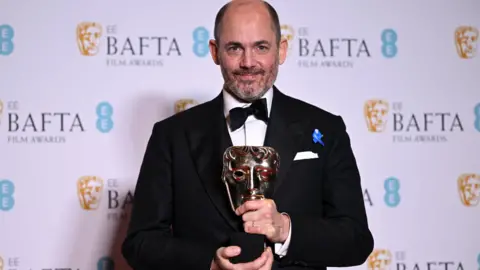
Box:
1, 0, 479, 269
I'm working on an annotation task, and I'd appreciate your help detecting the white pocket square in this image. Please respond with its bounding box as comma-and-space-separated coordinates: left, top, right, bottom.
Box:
293, 151, 319, 160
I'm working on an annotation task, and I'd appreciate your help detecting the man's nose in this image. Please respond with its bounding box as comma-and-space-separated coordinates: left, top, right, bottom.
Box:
239, 50, 255, 69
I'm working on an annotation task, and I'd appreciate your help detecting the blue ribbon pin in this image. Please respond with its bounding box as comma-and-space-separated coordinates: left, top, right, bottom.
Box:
312, 129, 324, 146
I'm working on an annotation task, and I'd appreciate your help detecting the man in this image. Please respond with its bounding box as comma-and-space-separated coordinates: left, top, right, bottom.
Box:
121, 0, 374, 269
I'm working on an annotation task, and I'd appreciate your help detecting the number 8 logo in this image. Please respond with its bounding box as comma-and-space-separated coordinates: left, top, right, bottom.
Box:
0, 24, 14, 56
0, 180, 15, 211
97, 257, 114, 270
381, 29, 397, 58
96, 102, 113, 133
384, 177, 400, 207
476, 253, 480, 270
474, 103, 480, 132
193, 27, 210, 57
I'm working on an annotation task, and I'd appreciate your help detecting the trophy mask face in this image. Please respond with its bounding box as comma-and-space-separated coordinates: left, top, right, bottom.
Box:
222, 146, 280, 211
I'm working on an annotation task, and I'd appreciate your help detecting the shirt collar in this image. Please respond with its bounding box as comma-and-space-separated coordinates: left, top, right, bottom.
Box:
223, 88, 273, 119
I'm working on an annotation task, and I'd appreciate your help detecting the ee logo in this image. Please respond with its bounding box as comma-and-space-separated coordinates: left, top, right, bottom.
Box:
96, 102, 114, 133
0, 24, 14, 56
474, 103, 480, 132
97, 257, 114, 270
384, 177, 400, 207
192, 26, 210, 57
381, 29, 397, 58
0, 179, 15, 211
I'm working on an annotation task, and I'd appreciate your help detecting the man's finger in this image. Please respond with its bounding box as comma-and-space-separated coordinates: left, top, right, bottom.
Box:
244, 216, 273, 226
244, 221, 262, 234
259, 247, 273, 270
235, 200, 264, 215
250, 247, 271, 269
221, 246, 241, 258
241, 208, 265, 222
244, 220, 272, 234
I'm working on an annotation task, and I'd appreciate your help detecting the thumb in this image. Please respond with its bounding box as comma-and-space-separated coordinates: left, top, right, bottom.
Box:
222, 246, 241, 258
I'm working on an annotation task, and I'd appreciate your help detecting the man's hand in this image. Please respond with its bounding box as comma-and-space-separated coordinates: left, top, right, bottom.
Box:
211, 246, 273, 270
235, 199, 290, 244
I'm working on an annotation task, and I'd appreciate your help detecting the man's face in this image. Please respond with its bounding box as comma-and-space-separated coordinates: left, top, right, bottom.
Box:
209, 2, 287, 102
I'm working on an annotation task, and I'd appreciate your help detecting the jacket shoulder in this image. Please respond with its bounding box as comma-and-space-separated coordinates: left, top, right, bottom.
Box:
151, 98, 217, 131
285, 94, 345, 127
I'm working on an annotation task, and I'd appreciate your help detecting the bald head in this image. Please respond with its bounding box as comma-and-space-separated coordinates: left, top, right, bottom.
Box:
213, 0, 281, 45
208, 0, 288, 102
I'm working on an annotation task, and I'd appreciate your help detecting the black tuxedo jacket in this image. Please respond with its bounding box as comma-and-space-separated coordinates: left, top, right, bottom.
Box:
122, 87, 374, 270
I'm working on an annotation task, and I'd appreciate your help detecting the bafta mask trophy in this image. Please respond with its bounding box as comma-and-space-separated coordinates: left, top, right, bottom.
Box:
221, 146, 280, 263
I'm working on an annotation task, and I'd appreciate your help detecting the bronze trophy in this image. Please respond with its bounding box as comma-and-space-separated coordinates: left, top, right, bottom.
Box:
221, 146, 280, 263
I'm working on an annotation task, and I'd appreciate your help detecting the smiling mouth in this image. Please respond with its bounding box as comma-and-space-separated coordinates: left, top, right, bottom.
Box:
239, 74, 258, 80
237, 71, 264, 79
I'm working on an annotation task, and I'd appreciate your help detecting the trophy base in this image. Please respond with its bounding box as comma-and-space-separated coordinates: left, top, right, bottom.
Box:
228, 232, 266, 264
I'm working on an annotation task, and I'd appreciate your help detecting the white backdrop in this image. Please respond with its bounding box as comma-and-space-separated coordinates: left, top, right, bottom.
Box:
1, 1, 480, 269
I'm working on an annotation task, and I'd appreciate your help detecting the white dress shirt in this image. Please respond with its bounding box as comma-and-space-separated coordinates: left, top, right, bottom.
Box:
223, 88, 292, 257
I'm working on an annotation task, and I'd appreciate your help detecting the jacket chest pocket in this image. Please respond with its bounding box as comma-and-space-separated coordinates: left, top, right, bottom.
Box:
290, 158, 323, 176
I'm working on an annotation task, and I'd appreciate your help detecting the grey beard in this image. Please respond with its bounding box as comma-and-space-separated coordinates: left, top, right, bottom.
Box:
223, 84, 270, 103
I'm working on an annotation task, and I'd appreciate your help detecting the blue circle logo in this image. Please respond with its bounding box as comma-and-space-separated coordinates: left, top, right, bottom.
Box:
381, 29, 397, 58
96, 102, 114, 133
192, 26, 210, 57
97, 257, 114, 270
0, 179, 15, 211
0, 24, 15, 56
384, 177, 400, 207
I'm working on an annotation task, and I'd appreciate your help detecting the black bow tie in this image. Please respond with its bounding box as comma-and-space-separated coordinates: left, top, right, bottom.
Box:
229, 98, 268, 131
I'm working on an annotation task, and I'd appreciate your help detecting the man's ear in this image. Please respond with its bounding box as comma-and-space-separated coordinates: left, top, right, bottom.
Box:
209, 39, 219, 65
278, 38, 288, 65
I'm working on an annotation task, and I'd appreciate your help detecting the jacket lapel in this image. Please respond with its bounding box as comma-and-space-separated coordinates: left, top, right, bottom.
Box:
264, 87, 310, 198
186, 87, 309, 230
186, 93, 242, 231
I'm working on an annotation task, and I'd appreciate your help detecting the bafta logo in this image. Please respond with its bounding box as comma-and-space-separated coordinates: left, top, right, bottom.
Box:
76, 22, 103, 56
174, 99, 198, 114
364, 99, 389, 133
458, 173, 480, 207
77, 176, 104, 210
281, 24, 294, 54
367, 249, 392, 270
455, 26, 478, 59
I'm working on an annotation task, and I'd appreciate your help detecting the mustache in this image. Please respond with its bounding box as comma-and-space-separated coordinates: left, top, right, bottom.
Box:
233, 69, 264, 76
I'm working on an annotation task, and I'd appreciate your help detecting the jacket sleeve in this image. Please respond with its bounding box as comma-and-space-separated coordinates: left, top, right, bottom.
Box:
279, 116, 374, 268
121, 122, 218, 269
